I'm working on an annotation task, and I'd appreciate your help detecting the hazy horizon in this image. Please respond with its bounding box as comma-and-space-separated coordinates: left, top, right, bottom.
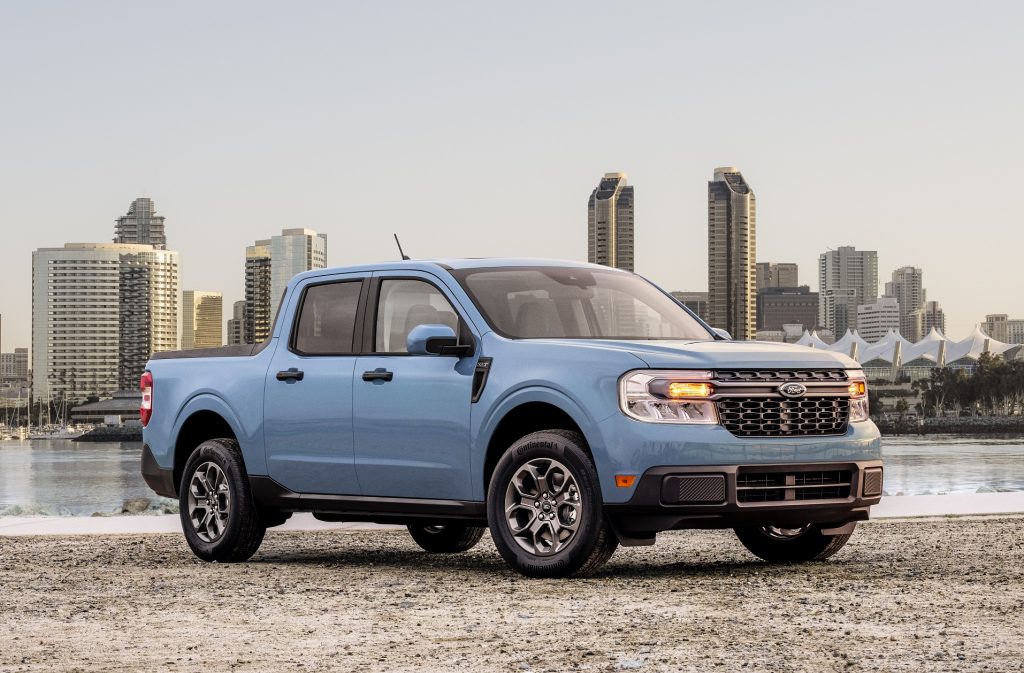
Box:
2, 1, 1022, 349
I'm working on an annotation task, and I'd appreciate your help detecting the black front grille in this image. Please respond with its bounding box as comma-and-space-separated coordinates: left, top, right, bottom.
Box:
714, 370, 847, 383
717, 397, 849, 437
737, 469, 852, 503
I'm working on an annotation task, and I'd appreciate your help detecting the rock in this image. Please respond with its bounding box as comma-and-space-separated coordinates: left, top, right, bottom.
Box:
976, 486, 997, 493
121, 498, 151, 515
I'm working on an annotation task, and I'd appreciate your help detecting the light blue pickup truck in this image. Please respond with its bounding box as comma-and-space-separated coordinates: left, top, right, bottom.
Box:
141, 259, 882, 577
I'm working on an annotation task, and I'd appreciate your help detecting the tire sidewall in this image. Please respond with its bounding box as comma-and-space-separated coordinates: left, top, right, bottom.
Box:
487, 431, 604, 577
179, 440, 251, 561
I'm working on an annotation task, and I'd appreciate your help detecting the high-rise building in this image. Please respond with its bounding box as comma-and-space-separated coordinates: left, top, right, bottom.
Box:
31, 243, 179, 404
1, 348, 29, 382
270, 229, 328, 319
708, 167, 756, 340
244, 229, 328, 344
818, 246, 878, 337
226, 300, 245, 346
911, 300, 946, 337
756, 262, 798, 289
1007, 320, 1024, 345
587, 172, 635, 272
114, 197, 166, 249
856, 296, 900, 343
244, 239, 272, 344
670, 291, 709, 322
182, 291, 224, 350
982, 314, 1009, 342
884, 266, 925, 340
757, 286, 819, 332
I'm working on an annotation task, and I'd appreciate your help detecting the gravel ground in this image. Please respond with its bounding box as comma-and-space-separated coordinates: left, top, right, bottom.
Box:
1, 517, 1022, 673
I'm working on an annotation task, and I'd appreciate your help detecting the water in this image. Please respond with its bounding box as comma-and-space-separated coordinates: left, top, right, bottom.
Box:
1, 436, 1023, 516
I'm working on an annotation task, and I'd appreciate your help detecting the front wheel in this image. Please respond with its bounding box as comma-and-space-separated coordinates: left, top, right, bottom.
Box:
487, 430, 618, 578
179, 438, 266, 562
734, 524, 853, 563
407, 524, 486, 553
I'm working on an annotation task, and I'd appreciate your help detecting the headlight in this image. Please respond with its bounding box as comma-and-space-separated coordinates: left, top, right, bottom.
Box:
619, 370, 718, 424
846, 371, 869, 422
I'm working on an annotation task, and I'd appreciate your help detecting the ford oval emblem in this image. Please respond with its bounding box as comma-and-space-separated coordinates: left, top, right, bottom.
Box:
778, 382, 807, 398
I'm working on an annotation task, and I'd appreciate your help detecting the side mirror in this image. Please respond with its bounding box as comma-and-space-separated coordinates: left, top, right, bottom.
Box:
712, 327, 732, 340
407, 324, 471, 357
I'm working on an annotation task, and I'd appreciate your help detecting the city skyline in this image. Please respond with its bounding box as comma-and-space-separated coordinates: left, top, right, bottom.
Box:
2, 3, 1023, 346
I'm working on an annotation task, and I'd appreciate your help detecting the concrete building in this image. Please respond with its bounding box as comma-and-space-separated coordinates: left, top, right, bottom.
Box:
757, 286, 819, 332
244, 239, 272, 344
885, 266, 925, 341
270, 229, 328, 320
756, 262, 798, 289
819, 246, 878, 337
114, 197, 166, 249
226, 300, 245, 346
982, 314, 1009, 343
670, 291, 709, 322
911, 300, 946, 338
587, 173, 635, 272
32, 243, 179, 404
1, 348, 29, 382
857, 296, 900, 343
707, 167, 756, 340
182, 291, 223, 350
1008, 320, 1024, 345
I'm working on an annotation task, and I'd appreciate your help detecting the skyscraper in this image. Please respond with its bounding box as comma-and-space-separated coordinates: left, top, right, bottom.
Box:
818, 246, 878, 337
244, 229, 328, 344
708, 167, 756, 340
244, 240, 272, 344
587, 173, 635, 272
270, 229, 328, 317
912, 300, 946, 337
114, 197, 167, 249
182, 291, 224, 350
226, 300, 245, 346
32, 243, 179, 404
885, 266, 925, 340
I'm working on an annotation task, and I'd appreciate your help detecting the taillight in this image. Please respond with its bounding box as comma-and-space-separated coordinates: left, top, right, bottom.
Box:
140, 371, 153, 427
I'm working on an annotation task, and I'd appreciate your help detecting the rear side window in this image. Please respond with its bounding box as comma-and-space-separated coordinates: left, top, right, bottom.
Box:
293, 281, 362, 354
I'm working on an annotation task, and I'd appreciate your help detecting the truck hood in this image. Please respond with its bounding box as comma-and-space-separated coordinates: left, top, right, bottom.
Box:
526, 338, 859, 370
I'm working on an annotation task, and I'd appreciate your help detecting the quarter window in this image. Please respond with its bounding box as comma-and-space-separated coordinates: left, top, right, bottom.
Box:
293, 281, 362, 354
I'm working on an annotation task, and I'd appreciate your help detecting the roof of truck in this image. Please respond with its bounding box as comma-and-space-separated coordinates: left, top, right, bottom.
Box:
291, 257, 616, 282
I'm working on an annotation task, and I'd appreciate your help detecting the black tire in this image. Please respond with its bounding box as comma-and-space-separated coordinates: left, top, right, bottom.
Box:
487, 429, 618, 578
734, 524, 853, 563
407, 524, 486, 553
179, 438, 266, 562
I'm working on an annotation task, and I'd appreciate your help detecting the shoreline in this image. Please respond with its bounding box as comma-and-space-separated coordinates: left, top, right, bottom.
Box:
2, 492, 1023, 536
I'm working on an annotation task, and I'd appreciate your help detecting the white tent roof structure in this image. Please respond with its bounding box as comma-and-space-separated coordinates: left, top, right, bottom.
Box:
807, 324, 1016, 369
830, 329, 871, 358
795, 330, 830, 349
944, 325, 1014, 364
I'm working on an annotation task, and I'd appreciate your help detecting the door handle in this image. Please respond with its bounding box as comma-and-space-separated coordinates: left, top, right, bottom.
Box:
276, 368, 305, 381
362, 369, 394, 382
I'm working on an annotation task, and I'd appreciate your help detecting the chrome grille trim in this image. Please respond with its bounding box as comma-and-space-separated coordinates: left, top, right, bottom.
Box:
712, 370, 852, 437
714, 370, 848, 383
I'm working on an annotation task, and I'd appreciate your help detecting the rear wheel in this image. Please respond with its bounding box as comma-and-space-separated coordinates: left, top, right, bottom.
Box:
734, 524, 853, 563
487, 430, 617, 578
179, 438, 266, 562
407, 524, 486, 553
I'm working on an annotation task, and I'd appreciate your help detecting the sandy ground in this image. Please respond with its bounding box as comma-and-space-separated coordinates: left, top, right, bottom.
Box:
1, 518, 1022, 673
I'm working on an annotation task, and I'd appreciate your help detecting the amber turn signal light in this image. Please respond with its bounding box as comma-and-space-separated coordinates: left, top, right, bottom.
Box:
666, 382, 714, 399
847, 380, 867, 397
615, 475, 637, 488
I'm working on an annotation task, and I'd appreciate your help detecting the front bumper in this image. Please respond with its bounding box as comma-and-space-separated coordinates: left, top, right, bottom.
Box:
604, 459, 883, 542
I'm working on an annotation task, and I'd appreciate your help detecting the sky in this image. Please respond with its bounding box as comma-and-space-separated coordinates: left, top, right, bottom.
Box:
1, 1, 1022, 350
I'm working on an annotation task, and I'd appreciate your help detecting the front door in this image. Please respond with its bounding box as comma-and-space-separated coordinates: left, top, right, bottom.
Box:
264, 274, 366, 495
353, 273, 476, 501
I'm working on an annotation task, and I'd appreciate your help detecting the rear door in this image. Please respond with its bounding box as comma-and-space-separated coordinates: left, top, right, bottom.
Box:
263, 273, 367, 495
352, 272, 477, 500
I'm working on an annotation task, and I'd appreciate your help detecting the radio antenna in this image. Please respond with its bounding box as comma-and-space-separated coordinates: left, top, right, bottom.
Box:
393, 234, 410, 260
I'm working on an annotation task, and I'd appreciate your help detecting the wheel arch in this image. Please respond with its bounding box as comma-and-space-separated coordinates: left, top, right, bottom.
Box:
171, 397, 247, 494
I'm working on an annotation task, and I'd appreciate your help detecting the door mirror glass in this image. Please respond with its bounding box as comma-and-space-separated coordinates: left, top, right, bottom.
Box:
407, 324, 458, 355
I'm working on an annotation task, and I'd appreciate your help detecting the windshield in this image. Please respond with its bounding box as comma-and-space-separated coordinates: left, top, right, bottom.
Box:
452, 267, 713, 340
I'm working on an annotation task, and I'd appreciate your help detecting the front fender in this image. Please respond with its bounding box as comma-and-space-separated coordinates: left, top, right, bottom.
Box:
472, 385, 615, 501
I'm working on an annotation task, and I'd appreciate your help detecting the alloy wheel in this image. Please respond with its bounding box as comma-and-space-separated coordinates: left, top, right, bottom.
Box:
503, 458, 583, 556
187, 461, 231, 542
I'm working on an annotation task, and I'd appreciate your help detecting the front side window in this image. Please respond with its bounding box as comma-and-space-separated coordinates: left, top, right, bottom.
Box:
454, 267, 712, 340
293, 281, 361, 354
375, 279, 460, 353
